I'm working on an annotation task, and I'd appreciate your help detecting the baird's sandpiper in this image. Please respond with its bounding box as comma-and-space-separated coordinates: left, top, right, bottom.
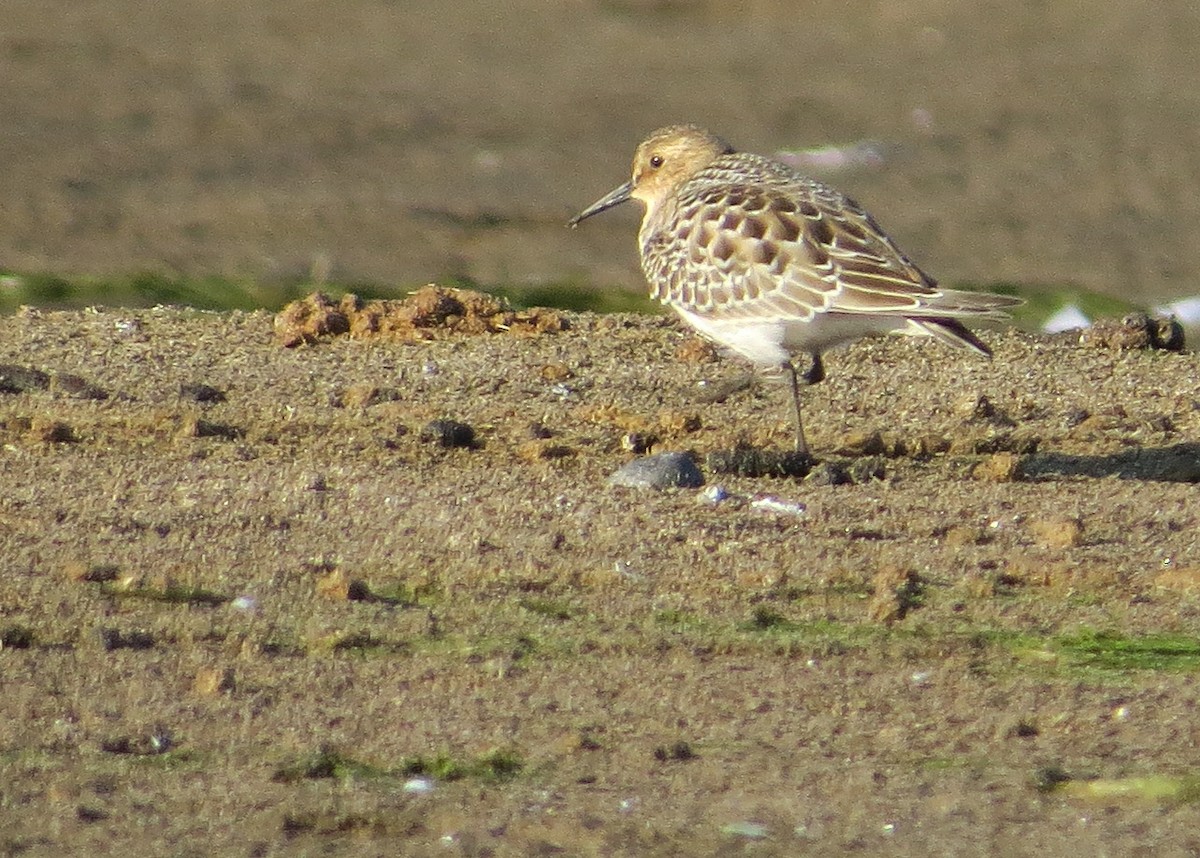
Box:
569, 124, 1020, 456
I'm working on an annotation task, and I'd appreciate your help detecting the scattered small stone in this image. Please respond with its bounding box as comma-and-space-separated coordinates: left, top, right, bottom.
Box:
52, 373, 108, 400
0, 364, 50, 394
96, 628, 156, 651
1004, 719, 1040, 739
539, 361, 573, 382
621, 432, 658, 455
609, 451, 704, 489
707, 447, 812, 478
903, 434, 952, 458
973, 452, 1024, 482
1064, 407, 1091, 428
1029, 517, 1085, 549
420, 418, 476, 448
526, 422, 553, 439
29, 418, 75, 443
76, 806, 109, 823
653, 740, 696, 762
178, 416, 243, 440
179, 382, 227, 404
834, 429, 886, 456
314, 568, 370, 601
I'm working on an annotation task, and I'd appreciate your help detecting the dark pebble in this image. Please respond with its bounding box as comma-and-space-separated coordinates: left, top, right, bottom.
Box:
621, 432, 658, 455
420, 419, 476, 448
653, 740, 697, 762
0, 625, 34, 649
97, 628, 156, 651
187, 419, 243, 440
180, 382, 227, 403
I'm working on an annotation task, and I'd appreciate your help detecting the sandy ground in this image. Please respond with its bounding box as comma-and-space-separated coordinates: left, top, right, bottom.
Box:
5, 1, 1200, 304
5, 2, 1200, 855
0, 298, 1199, 855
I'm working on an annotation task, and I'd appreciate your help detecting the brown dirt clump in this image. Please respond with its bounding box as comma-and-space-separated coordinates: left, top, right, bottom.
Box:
275, 287, 568, 347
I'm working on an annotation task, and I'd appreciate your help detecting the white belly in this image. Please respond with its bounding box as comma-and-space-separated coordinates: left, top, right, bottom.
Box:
672, 304, 908, 368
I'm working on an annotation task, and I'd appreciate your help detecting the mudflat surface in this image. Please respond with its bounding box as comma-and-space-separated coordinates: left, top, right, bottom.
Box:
5, 1, 1200, 302
1, 301, 1200, 855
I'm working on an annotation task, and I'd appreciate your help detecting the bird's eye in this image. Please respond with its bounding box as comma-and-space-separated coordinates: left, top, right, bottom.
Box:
649, 154, 664, 168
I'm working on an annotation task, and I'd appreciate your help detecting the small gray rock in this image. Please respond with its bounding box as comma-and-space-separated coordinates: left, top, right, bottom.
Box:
609, 452, 704, 490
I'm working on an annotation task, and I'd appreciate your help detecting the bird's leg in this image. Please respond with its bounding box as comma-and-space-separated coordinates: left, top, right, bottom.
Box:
782, 361, 810, 457
783, 353, 823, 456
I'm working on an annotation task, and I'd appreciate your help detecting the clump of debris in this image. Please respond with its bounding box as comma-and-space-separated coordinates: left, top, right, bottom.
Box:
275, 286, 568, 347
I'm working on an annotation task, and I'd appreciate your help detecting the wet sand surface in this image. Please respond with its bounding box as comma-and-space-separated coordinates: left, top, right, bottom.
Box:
1, 299, 1199, 855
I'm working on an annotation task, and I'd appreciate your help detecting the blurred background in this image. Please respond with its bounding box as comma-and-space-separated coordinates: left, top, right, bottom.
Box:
3, 0, 1200, 320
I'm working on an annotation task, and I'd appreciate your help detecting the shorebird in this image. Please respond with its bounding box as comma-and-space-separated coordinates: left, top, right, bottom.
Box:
569, 124, 1020, 455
